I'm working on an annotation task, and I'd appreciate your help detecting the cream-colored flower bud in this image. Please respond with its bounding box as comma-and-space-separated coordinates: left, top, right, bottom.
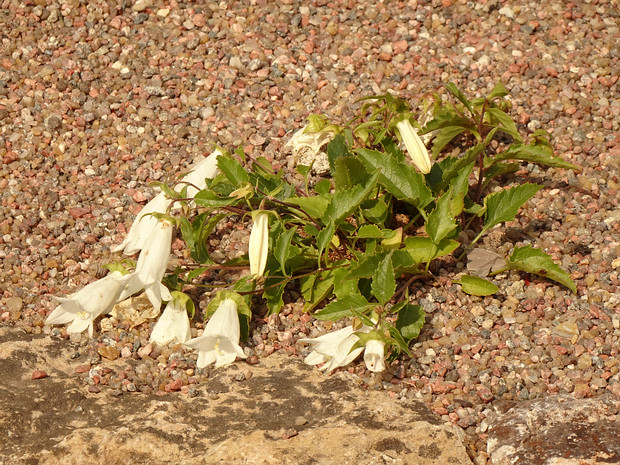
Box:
249, 211, 269, 278
396, 119, 432, 174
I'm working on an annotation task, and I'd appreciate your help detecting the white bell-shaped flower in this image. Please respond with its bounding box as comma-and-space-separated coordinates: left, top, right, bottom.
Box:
363, 338, 386, 372
112, 192, 171, 255
185, 299, 247, 368
119, 219, 173, 311
149, 292, 193, 345
46, 270, 128, 337
299, 325, 367, 373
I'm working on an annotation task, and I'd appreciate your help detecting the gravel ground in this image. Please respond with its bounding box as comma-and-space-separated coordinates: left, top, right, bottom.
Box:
1, 0, 619, 463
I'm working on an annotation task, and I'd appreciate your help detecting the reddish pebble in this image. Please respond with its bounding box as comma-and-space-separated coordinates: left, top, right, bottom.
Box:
75, 364, 91, 373
31, 370, 48, 380
165, 379, 184, 392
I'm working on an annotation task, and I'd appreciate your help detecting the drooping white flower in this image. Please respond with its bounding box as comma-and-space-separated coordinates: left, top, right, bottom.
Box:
149, 292, 193, 345
178, 149, 222, 199
119, 219, 173, 311
395, 119, 432, 174
112, 192, 171, 255
363, 339, 386, 372
45, 271, 128, 337
248, 211, 269, 278
299, 326, 366, 373
185, 299, 247, 368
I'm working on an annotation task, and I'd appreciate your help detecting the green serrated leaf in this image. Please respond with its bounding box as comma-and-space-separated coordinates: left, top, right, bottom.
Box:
434, 141, 487, 192
492, 144, 580, 171
483, 161, 520, 189
193, 190, 239, 208
507, 245, 576, 292
333, 156, 369, 191
327, 134, 350, 174
356, 148, 432, 208
426, 188, 458, 244
487, 82, 509, 100
303, 270, 335, 311
314, 179, 332, 195
445, 82, 475, 116
333, 266, 359, 299
484, 183, 543, 230
217, 155, 249, 185
316, 221, 336, 263
313, 294, 372, 321
454, 275, 499, 296
285, 195, 330, 219
448, 161, 474, 217
395, 304, 425, 343
323, 171, 379, 225
485, 107, 523, 143
350, 253, 384, 279
360, 196, 389, 225
431, 125, 466, 157
371, 252, 396, 305
275, 226, 296, 276
402, 237, 460, 264
186, 266, 210, 282
356, 224, 396, 239
263, 278, 286, 315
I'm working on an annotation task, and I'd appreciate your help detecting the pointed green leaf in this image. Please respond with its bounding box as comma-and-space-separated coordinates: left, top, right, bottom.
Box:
316, 221, 336, 262
314, 179, 332, 195
403, 237, 460, 264
263, 279, 286, 315
448, 161, 474, 217
217, 155, 249, 185
327, 134, 350, 173
301, 270, 335, 311
333, 156, 369, 190
395, 304, 425, 343
485, 107, 523, 142
193, 190, 239, 208
482, 161, 520, 189
487, 82, 509, 100
426, 188, 458, 244
333, 266, 359, 299
349, 252, 384, 279
431, 125, 466, 157
361, 196, 389, 224
323, 171, 379, 225
313, 294, 372, 321
356, 148, 432, 208
484, 183, 543, 230
507, 245, 576, 292
492, 144, 579, 171
285, 195, 330, 219
356, 224, 396, 239
454, 275, 499, 296
275, 226, 296, 276
371, 252, 396, 306
445, 82, 475, 116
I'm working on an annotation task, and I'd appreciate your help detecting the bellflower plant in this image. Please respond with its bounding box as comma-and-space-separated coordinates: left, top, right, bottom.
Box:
185, 299, 247, 368
46, 270, 128, 337
149, 291, 193, 345
48, 83, 579, 385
